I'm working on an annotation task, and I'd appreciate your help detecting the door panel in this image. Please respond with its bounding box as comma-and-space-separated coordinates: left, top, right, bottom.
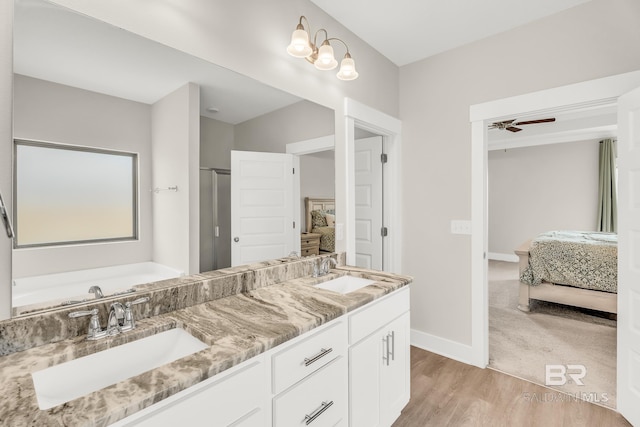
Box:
380, 312, 410, 426
231, 151, 296, 267
349, 332, 381, 427
617, 85, 640, 426
354, 137, 383, 270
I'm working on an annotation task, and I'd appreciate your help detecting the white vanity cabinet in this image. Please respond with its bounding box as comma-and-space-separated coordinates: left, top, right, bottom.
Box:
111, 287, 409, 427
349, 287, 410, 427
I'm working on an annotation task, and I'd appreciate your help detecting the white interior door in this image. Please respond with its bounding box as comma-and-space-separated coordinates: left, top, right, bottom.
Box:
617, 85, 640, 426
231, 151, 297, 267
354, 137, 383, 270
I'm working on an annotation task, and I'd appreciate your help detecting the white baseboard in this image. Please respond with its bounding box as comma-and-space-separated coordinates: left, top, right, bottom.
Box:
488, 252, 518, 263
410, 328, 475, 366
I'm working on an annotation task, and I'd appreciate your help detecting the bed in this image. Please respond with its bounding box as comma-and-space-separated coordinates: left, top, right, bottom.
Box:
515, 231, 617, 314
304, 197, 335, 252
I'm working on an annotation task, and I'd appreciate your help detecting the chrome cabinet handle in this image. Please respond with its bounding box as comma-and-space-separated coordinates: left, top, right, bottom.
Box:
304, 348, 333, 367
234, 237, 239, 242
304, 400, 334, 425
382, 331, 395, 366
382, 335, 389, 366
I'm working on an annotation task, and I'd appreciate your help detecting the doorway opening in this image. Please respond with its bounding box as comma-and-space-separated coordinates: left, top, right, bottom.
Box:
199, 167, 231, 272
470, 70, 640, 424
485, 110, 618, 407
345, 98, 402, 274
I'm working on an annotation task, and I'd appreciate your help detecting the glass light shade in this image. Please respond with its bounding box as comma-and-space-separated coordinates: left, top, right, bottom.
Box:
337, 55, 358, 81
315, 42, 337, 70
287, 28, 312, 58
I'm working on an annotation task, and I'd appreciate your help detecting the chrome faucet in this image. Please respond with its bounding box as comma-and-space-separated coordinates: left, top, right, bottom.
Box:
69, 296, 150, 340
88, 285, 104, 299
107, 302, 126, 334
321, 257, 337, 275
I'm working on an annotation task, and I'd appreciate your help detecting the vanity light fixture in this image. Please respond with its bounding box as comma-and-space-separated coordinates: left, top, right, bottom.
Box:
286, 16, 359, 81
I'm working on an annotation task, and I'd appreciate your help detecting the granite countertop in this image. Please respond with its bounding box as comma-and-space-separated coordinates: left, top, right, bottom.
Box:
0, 266, 411, 427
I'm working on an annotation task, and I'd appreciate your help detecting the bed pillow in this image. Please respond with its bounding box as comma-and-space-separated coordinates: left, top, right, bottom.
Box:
311, 210, 328, 228
325, 213, 336, 227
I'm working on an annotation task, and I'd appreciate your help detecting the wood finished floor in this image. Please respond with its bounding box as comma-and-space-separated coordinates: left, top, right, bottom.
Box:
392, 347, 631, 427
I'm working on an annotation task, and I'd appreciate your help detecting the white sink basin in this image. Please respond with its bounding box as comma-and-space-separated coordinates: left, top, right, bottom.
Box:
315, 275, 377, 294
31, 328, 208, 410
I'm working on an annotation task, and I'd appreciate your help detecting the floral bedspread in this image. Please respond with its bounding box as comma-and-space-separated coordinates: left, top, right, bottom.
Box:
520, 231, 617, 293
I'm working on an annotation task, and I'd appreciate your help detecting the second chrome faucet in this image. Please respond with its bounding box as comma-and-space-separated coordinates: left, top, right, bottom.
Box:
313, 257, 338, 278
69, 297, 150, 340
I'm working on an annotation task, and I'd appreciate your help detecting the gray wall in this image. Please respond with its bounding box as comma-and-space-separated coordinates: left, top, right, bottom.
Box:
47, 0, 400, 118
234, 100, 334, 152
488, 140, 600, 256
399, 0, 640, 345
200, 116, 234, 170
12, 75, 153, 278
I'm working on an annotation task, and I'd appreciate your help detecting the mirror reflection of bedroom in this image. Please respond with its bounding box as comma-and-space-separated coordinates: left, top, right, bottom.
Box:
301, 149, 336, 256
303, 125, 388, 271
487, 106, 618, 408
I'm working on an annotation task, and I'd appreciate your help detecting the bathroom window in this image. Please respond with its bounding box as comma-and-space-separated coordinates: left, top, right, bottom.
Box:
14, 140, 138, 248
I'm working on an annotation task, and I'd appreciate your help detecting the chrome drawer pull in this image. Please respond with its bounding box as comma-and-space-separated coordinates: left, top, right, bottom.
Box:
305, 400, 334, 425
304, 348, 333, 367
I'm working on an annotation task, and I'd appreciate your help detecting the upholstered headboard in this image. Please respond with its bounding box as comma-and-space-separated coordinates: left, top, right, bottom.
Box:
304, 197, 335, 232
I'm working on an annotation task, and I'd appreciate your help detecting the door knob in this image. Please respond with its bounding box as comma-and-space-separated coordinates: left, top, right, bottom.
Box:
234, 237, 239, 242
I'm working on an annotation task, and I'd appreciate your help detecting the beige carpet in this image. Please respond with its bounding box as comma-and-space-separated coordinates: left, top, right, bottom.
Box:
488, 260, 617, 408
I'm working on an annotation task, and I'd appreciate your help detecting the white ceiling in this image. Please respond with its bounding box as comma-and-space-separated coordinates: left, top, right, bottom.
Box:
311, 0, 593, 66
487, 104, 617, 150
14, 0, 301, 125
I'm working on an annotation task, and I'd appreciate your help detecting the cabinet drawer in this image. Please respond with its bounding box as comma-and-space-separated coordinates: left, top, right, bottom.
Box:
301, 236, 320, 247
301, 247, 319, 256
273, 357, 347, 427
118, 356, 266, 426
349, 287, 409, 344
272, 320, 346, 394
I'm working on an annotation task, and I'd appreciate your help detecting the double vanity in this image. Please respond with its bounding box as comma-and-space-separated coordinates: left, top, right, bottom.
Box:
0, 254, 412, 426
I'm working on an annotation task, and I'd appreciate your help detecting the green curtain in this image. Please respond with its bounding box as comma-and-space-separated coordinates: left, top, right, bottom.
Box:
597, 138, 617, 233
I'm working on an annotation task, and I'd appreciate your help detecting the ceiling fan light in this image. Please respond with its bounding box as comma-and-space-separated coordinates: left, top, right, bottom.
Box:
315, 41, 337, 70
287, 25, 312, 58
337, 53, 358, 81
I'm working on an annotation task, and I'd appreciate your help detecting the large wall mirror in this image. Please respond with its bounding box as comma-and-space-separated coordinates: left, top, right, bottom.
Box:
9, 0, 336, 317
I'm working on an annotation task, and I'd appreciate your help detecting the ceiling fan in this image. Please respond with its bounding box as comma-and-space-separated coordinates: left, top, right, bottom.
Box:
489, 117, 556, 132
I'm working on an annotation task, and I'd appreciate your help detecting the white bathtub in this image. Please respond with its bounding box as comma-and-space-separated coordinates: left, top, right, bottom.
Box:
12, 262, 184, 309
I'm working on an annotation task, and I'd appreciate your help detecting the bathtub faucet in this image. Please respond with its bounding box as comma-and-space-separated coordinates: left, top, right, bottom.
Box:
88, 285, 104, 299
